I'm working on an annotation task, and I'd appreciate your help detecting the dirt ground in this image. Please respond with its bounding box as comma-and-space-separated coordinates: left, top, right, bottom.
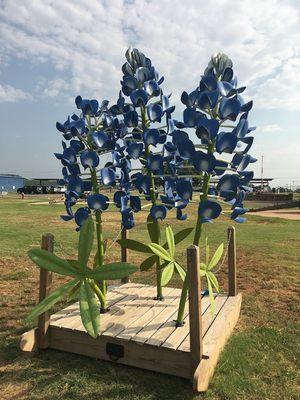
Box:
249, 209, 300, 221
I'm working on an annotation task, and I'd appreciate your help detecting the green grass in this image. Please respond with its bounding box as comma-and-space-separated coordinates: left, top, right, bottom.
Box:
0, 194, 299, 399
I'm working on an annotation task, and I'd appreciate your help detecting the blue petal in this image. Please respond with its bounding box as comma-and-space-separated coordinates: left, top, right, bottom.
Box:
67, 175, 84, 195
74, 207, 90, 226
192, 151, 216, 173
130, 195, 141, 212
122, 209, 135, 230
197, 90, 219, 110
241, 100, 253, 112
220, 98, 241, 121
70, 140, 85, 154
176, 208, 187, 220
130, 89, 148, 107
127, 142, 144, 159
199, 76, 217, 91
198, 200, 222, 221
232, 118, 249, 138
91, 130, 109, 148
143, 129, 160, 146
101, 167, 116, 186
136, 67, 150, 83
123, 75, 138, 90
114, 191, 126, 208
164, 141, 177, 154
177, 138, 195, 159
150, 205, 167, 220
80, 150, 99, 169
124, 110, 139, 127
147, 154, 164, 174
87, 194, 109, 211
147, 103, 163, 122
217, 174, 240, 192
144, 80, 160, 97
216, 132, 238, 154
176, 179, 192, 201
222, 67, 233, 82
196, 118, 219, 140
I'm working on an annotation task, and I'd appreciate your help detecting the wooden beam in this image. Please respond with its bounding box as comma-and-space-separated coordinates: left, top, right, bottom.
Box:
227, 226, 237, 296
37, 233, 54, 349
121, 227, 130, 284
187, 245, 203, 379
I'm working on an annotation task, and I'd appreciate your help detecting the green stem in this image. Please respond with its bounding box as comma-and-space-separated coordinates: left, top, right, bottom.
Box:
176, 143, 214, 326
90, 168, 107, 309
141, 106, 163, 300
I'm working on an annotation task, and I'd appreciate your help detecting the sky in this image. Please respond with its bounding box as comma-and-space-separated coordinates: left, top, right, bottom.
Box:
0, 0, 299, 188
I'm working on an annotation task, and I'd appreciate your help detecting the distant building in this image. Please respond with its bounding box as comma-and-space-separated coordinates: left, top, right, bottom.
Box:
0, 174, 25, 193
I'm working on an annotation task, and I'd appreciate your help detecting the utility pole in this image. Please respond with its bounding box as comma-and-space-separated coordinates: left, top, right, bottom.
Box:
260, 154, 264, 192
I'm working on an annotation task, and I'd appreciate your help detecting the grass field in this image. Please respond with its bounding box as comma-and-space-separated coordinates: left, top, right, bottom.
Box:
0, 194, 299, 400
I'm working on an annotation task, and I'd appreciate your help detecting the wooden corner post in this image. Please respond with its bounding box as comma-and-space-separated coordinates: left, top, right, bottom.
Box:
187, 245, 203, 378
37, 233, 54, 349
121, 227, 130, 283
227, 226, 237, 296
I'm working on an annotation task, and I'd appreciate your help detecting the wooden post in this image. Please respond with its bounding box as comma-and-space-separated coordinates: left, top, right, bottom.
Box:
227, 226, 237, 296
187, 245, 203, 376
121, 227, 130, 283
37, 233, 54, 349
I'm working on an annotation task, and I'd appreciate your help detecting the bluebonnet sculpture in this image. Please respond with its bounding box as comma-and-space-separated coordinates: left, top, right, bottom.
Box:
52, 48, 256, 327
173, 52, 256, 325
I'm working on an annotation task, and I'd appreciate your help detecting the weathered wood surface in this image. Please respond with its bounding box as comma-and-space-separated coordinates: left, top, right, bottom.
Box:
193, 293, 242, 392
20, 283, 242, 392
227, 226, 237, 296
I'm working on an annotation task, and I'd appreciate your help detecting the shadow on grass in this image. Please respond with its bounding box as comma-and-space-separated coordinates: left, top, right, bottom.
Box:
1, 324, 299, 400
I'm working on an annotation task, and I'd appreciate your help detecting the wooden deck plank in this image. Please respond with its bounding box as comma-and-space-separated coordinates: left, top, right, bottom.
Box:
193, 294, 242, 392
68, 285, 155, 335
132, 294, 181, 344
117, 287, 177, 341
162, 294, 213, 350
178, 295, 228, 352
100, 285, 159, 337
51, 283, 144, 329
49, 326, 191, 379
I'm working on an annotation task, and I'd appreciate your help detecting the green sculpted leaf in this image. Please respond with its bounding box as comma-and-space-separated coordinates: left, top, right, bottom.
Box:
149, 243, 172, 262
173, 227, 194, 245
28, 249, 78, 277
117, 238, 152, 253
80, 280, 100, 338
67, 280, 81, 301
207, 271, 219, 292
208, 243, 224, 270
147, 214, 159, 243
166, 225, 175, 258
161, 262, 174, 286
26, 279, 78, 321
87, 262, 137, 280
206, 274, 216, 316
174, 262, 186, 281
140, 254, 157, 271
78, 216, 94, 268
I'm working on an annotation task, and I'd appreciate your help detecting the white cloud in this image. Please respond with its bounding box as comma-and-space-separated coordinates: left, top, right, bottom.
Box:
260, 124, 281, 133
0, 0, 299, 108
0, 84, 32, 102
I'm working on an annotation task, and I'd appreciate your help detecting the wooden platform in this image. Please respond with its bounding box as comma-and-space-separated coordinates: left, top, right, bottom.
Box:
21, 282, 242, 392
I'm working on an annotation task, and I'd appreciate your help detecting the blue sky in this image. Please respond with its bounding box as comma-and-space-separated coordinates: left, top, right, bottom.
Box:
0, 0, 299, 187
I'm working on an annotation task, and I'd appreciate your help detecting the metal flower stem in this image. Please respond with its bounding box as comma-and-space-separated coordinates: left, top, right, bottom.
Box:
176, 143, 214, 326
141, 106, 163, 300
90, 166, 107, 310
